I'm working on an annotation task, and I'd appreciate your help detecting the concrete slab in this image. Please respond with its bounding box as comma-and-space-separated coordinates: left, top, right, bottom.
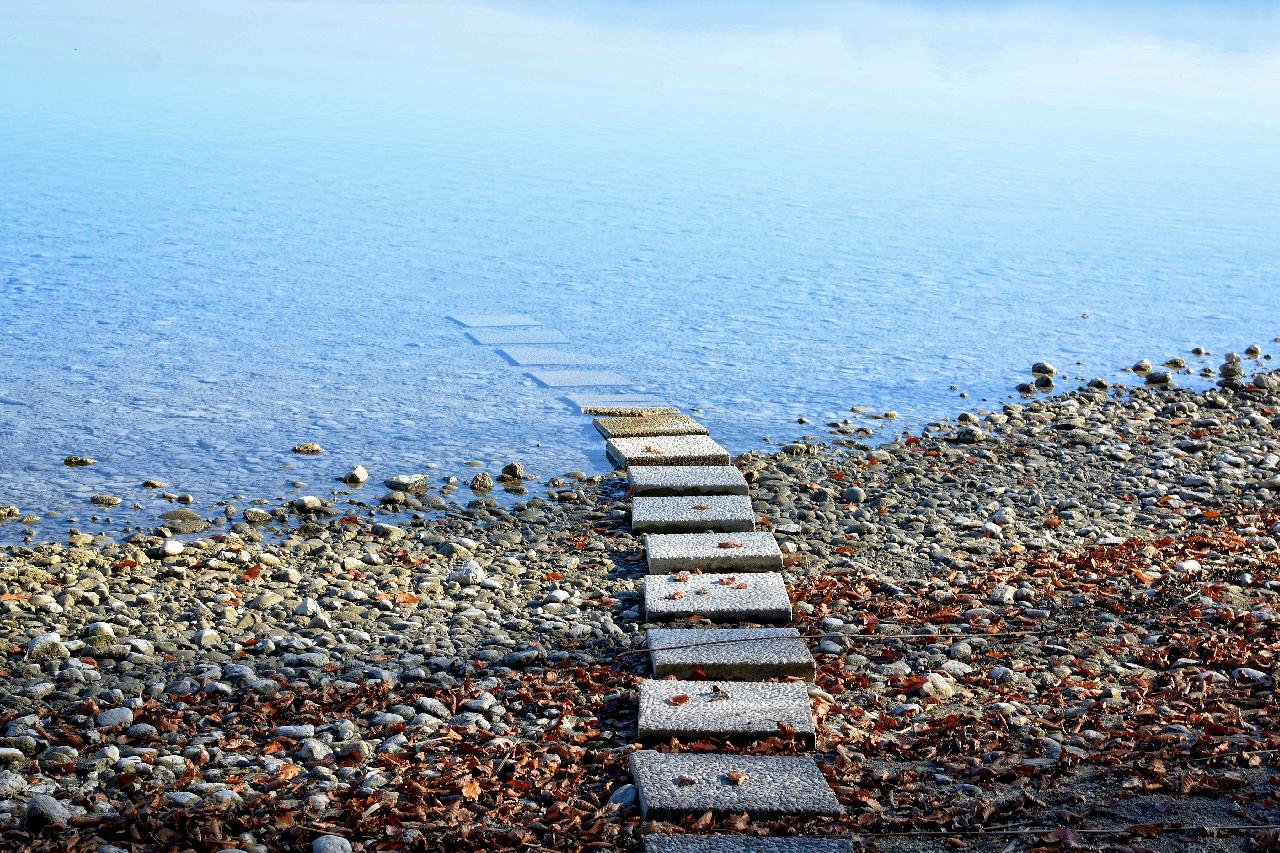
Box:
644, 532, 783, 574
594, 415, 708, 439
637, 679, 814, 743
607, 435, 731, 468
643, 572, 792, 623
647, 627, 816, 681
565, 394, 678, 416
499, 346, 604, 366
629, 750, 842, 819
631, 495, 755, 534
448, 314, 538, 328
644, 837, 854, 853
528, 369, 632, 388
466, 328, 569, 345
629, 466, 748, 497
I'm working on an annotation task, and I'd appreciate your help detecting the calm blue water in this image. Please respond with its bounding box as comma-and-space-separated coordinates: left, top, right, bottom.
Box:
1, 1, 1279, 540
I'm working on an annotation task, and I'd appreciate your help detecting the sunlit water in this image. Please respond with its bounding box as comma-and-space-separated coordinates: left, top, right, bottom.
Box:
1, 1, 1278, 542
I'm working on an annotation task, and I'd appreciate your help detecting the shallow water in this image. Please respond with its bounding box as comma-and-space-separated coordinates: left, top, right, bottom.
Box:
1, 1, 1278, 541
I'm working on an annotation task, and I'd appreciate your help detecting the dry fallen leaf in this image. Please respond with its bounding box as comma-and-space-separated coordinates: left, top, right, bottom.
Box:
666, 694, 691, 707
675, 775, 696, 787
725, 770, 748, 786
665, 591, 686, 601
692, 504, 710, 511
461, 777, 481, 800
717, 540, 743, 549
672, 571, 690, 582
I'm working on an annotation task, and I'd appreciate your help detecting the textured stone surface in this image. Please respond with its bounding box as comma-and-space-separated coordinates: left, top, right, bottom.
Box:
629, 465, 749, 497
448, 314, 538, 327
644, 836, 854, 853
594, 415, 708, 439
643, 572, 792, 622
465, 328, 569, 345
631, 495, 755, 534
629, 750, 842, 819
637, 679, 814, 742
566, 394, 678, 416
644, 531, 783, 574
647, 627, 816, 680
499, 346, 603, 366
528, 369, 632, 388
606, 435, 731, 468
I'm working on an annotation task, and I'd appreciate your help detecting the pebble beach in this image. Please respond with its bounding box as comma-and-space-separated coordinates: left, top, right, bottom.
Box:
2, 353, 1280, 851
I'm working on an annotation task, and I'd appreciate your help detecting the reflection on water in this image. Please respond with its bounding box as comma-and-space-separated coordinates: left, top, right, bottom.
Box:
0, 1, 1278, 539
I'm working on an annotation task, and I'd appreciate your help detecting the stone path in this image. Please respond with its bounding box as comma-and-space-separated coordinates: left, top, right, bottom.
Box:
528, 368, 633, 388
578, 404, 843, 846
499, 346, 606, 366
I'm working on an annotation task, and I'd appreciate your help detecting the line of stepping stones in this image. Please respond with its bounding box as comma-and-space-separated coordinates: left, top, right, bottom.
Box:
588, 407, 848, 851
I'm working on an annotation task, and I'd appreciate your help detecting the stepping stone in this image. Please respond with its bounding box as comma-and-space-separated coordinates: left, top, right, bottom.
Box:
607, 435, 731, 468
566, 395, 678, 416
647, 627, 816, 681
629, 750, 842, 819
643, 572, 792, 623
629, 465, 748, 497
448, 314, 538, 327
594, 415, 708, 439
499, 346, 604, 366
637, 679, 814, 744
631, 495, 755, 534
644, 532, 783, 574
644, 837, 854, 853
528, 369, 631, 388
467, 328, 569, 345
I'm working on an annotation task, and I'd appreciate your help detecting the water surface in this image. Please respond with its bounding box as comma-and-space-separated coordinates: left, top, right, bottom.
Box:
1, 1, 1278, 540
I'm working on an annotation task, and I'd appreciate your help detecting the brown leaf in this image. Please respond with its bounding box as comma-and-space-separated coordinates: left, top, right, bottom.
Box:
717, 540, 743, 549
674, 775, 696, 787
725, 770, 748, 786
667, 694, 691, 707
462, 777, 481, 800
665, 591, 686, 601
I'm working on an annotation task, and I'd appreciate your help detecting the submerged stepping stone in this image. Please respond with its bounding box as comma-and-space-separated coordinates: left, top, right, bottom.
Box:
466, 328, 569, 345
644, 837, 855, 853
637, 679, 814, 743
631, 495, 755, 534
629, 465, 748, 497
606, 435, 731, 468
644, 531, 783, 574
643, 572, 792, 622
448, 314, 538, 327
647, 627, 816, 681
564, 393, 677, 416
528, 369, 631, 388
594, 415, 708, 439
629, 750, 842, 819
499, 346, 603, 366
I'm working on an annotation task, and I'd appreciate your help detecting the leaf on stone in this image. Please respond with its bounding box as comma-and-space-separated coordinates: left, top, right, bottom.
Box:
672, 571, 690, 582
725, 770, 748, 786
692, 504, 709, 511
395, 592, 419, 604
690, 810, 715, 830
674, 775, 696, 787
723, 811, 750, 830
710, 684, 731, 700
717, 540, 743, 549
716, 576, 738, 585
665, 591, 685, 601
666, 694, 691, 707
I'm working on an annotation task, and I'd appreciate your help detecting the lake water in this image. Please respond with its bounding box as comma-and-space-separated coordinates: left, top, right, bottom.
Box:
1, 1, 1278, 541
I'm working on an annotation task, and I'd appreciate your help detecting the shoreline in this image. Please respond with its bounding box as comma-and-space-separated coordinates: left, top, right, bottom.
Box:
1, 363, 1280, 849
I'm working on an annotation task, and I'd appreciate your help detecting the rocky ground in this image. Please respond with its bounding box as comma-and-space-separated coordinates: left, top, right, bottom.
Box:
1, 357, 1280, 851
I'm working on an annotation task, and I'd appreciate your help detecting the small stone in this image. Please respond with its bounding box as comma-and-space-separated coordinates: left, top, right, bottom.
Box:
1132, 359, 1152, 374
469, 472, 494, 492
292, 443, 325, 455
313, 836, 353, 853
194, 629, 220, 648
26, 633, 69, 661
957, 426, 986, 444
243, 507, 273, 523
1031, 362, 1056, 376
343, 465, 369, 485
141, 480, 168, 488
63, 455, 96, 467
95, 708, 134, 729
1145, 370, 1173, 386
90, 494, 122, 507
161, 539, 185, 557
500, 461, 524, 480
25, 794, 70, 829
448, 561, 486, 586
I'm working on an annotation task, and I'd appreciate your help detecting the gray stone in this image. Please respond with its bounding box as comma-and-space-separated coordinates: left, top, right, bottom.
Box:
643, 572, 792, 623
594, 415, 708, 439
644, 836, 854, 853
629, 465, 749, 497
499, 346, 603, 366
25, 794, 71, 829
607, 435, 732, 468
26, 633, 69, 661
644, 531, 783, 574
312, 836, 354, 853
447, 314, 538, 327
567, 394, 677, 416
95, 708, 134, 729
629, 750, 842, 819
647, 627, 816, 681
527, 369, 631, 388
466, 328, 569, 345
631, 495, 755, 534
637, 679, 814, 743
